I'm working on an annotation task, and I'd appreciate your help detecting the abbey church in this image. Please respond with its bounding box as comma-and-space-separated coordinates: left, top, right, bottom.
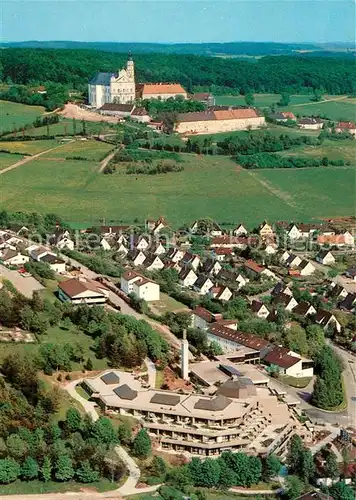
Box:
88, 55, 187, 108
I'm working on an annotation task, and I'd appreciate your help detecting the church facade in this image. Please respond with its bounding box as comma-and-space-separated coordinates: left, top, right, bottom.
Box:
88, 56, 187, 108
88, 56, 136, 108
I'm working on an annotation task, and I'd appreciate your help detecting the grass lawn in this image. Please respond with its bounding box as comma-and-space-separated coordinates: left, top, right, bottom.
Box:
0, 139, 60, 155
0, 152, 23, 170
155, 369, 165, 389
151, 292, 189, 315
0, 478, 117, 495
0, 149, 354, 228
76, 385, 91, 400
0, 100, 45, 134
279, 375, 313, 389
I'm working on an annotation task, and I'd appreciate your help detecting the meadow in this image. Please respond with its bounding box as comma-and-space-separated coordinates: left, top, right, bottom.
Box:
41, 139, 114, 161
0, 100, 45, 134
0, 152, 24, 170
0, 146, 353, 228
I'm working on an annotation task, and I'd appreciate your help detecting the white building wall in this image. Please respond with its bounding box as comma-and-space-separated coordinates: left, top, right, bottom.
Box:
175, 116, 265, 135
133, 281, 160, 301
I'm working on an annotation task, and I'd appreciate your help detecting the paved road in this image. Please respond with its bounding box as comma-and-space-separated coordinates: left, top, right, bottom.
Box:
0, 264, 44, 298
0, 142, 72, 175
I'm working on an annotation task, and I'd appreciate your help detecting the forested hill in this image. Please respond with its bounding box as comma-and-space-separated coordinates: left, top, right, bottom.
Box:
1, 48, 355, 94
0, 41, 325, 55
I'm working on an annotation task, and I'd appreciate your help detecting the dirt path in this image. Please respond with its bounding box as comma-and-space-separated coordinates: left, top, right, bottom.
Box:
0, 142, 73, 175
290, 95, 349, 107
245, 170, 298, 210
99, 148, 119, 172
60, 103, 120, 124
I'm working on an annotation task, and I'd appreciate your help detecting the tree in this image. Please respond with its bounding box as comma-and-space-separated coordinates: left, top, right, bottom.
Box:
299, 449, 315, 482
285, 475, 303, 499
21, 457, 39, 480
76, 460, 100, 483
150, 456, 167, 478
329, 481, 355, 500
206, 340, 223, 357
0, 458, 20, 484
133, 429, 151, 458
246, 455, 262, 486
65, 408, 82, 433
324, 450, 339, 479
245, 93, 255, 106
312, 88, 324, 102
85, 358, 93, 371
199, 458, 220, 487
6, 434, 28, 459
61, 317, 73, 330
278, 92, 291, 106
263, 454, 281, 481
117, 421, 132, 446
287, 435, 303, 472
91, 417, 117, 445
167, 464, 192, 492
217, 459, 236, 488
40, 456, 52, 482
55, 454, 75, 481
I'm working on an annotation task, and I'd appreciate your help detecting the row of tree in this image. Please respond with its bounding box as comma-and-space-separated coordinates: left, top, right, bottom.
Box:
1, 49, 355, 94
237, 152, 348, 169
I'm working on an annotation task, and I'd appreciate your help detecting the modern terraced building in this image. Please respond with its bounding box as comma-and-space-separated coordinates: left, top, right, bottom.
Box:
82, 369, 312, 457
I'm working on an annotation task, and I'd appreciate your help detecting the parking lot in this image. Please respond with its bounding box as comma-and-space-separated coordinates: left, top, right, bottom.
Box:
0, 264, 44, 298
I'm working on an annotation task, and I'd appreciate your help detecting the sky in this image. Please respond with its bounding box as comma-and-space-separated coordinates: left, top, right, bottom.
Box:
2, 0, 355, 44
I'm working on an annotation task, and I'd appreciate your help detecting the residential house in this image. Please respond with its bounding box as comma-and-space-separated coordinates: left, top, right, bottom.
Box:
232, 223, 248, 236
209, 286, 232, 302
181, 252, 200, 271
179, 267, 198, 288
194, 275, 214, 295
235, 273, 249, 289
328, 283, 348, 300
166, 248, 185, 263
272, 282, 293, 297
298, 118, 324, 130
287, 224, 303, 240
263, 244, 277, 255
191, 92, 215, 106
211, 235, 251, 249
38, 253, 66, 273
259, 221, 274, 239
274, 293, 298, 312
263, 346, 314, 378
214, 248, 234, 261
315, 309, 342, 333
293, 302, 317, 318
164, 260, 182, 273
279, 250, 291, 264
285, 254, 302, 268
251, 300, 270, 319
127, 249, 146, 267
131, 106, 151, 123
316, 250, 335, 266
299, 260, 316, 276
341, 230, 355, 246
190, 219, 222, 236
146, 216, 169, 235
100, 225, 130, 237
216, 269, 249, 289
345, 266, 356, 281
338, 293, 356, 313
117, 243, 129, 256
132, 276, 160, 301
120, 270, 142, 295
201, 258, 222, 276
100, 237, 113, 251
142, 254, 164, 272
317, 234, 351, 247
147, 242, 166, 256
117, 234, 129, 246
244, 259, 277, 280
191, 306, 223, 330
58, 278, 109, 305
335, 121, 356, 137
131, 235, 150, 251
49, 228, 74, 250
1, 249, 29, 267
29, 246, 50, 261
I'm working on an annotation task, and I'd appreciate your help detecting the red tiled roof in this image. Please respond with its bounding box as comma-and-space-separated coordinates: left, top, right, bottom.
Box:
281, 111, 296, 120
245, 259, 265, 273
141, 83, 186, 95
317, 234, 346, 245
337, 121, 356, 129
58, 278, 107, 298
214, 108, 259, 120
214, 248, 233, 255
209, 323, 269, 351
192, 306, 217, 323
263, 346, 300, 369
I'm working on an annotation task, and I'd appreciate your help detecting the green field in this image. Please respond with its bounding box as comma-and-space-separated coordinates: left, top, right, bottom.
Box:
0, 139, 60, 155
215, 94, 356, 121
281, 139, 356, 163
1, 145, 354, 227
41, 139, 114, 161
0, 478, 116, 495
0, 152, 24, 170
0, 100, 45, 134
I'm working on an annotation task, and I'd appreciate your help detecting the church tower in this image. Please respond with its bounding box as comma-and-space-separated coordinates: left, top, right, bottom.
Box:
126, 52, 135, 83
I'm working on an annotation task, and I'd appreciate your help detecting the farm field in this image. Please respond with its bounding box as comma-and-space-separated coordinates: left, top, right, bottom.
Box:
0, 100, 45, 133
5, 118, 117, 138
215, 93, 355, 121
41, 139, 114, 161
0, 139, 60, 155
0, 149, 353, 228
0, 152, 23, 170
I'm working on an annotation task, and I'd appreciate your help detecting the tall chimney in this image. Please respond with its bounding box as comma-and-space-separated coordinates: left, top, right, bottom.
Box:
181, 329, 189, 381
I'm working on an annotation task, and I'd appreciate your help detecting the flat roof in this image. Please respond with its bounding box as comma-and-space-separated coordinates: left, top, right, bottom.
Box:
185, 361, 269, 387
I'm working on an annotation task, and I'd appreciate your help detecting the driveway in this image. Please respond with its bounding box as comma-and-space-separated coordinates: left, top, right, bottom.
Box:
0, 264, 44, 298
